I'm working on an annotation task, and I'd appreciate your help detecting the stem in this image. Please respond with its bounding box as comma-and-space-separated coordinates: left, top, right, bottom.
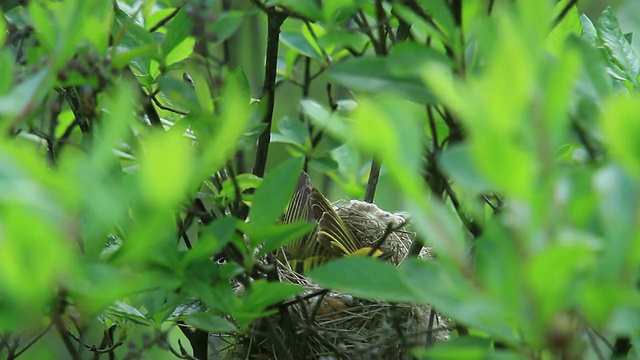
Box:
552, 0, 578, 29
148, 1, 186, 33
51, 296, 81, 360
252, 11, 286, 177
364, 159, 381, 203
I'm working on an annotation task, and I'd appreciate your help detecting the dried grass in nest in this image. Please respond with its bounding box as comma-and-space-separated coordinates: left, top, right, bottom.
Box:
221, 201, 450, 359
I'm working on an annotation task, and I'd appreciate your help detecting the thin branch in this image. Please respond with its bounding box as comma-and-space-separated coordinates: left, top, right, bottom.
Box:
253, 11, 286, 177
364, 159, 381, 203
368, 220, 407, 256
375, 0, 388, 55
52, 297, 81, 360
90, 340, 124, 354
277, 289, 329, 310
487, 0, 496, 15
571, 117, 598, 162
443, 180, 482, 238
175, 214, 193, 249
12, 323, 54, 358
250, 0, 310, 21
150, 94, 188, 116
552, 0, 578, 29
304, 22, 332, 65
46, 94, 63, 165
148, 1, 187, 32
427, 105, 439, 149
426, 307, 437, 346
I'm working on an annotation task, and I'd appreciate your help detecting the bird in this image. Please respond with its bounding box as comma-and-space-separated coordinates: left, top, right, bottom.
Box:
280, 172, 390, 273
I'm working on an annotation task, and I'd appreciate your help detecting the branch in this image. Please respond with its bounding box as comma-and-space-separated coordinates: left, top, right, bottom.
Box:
150, 94, 188, 116
552, 0, 578, 29
149, 0, 187, 32
12, 323, 53, 358
364, 159, 381, 203
252, 11, 286, 177
51, 294, 82, 360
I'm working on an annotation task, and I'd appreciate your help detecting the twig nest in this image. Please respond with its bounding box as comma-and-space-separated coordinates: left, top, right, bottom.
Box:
221, 200, 450, 359
336, 200, 432, 263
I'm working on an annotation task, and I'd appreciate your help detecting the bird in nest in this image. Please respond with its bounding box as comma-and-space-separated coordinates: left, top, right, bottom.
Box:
279, 171, 392, 274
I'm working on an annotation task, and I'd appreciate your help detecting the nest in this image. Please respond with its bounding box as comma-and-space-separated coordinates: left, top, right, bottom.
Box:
220, 201, 450, 359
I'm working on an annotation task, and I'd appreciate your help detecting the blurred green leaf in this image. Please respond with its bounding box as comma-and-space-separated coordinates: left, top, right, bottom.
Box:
413, 335, 492, 360
273, 116, 310, 148
438, 144, 492, 194
281, 31, 320, 59
163, 8, 190, 57
242, 279, 303, 312
182, 217, 236, 266
255, 221, 315, 256
600, 95, 640, 175
329, 57, 436, 103
181, 312, 238, 332
219, 173, 261, 207
308, 257, 419, 303
208, 11, 243, 44
0, 68, 52, 121
274, 0, 322, 20
248, 156, 304, 230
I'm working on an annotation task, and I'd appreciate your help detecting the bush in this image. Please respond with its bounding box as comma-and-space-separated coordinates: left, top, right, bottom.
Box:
1, 0, 639, 359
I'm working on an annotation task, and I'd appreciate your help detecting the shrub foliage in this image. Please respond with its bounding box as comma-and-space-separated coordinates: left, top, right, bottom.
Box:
1, 0, 639, 359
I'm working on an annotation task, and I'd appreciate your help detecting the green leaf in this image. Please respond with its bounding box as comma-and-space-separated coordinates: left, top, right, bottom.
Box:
580, 14, 597, 44
300, 99, 348, 136
197, 69, 253, 180
350, 95, 426, 197
413, 336, 492, 360
274, 116, 310, 148
198, 282, 240, 315
0, 49, 14, 96
596, 7, 640, 85
308, 156, 339, 172
0, 68, 52, 119
138, 126, 194, 208
527, 242, 595, 323
322, 0, 361, 23
208, 11, 243, 44
0, 9, 6, 46
181, 312, 238, 332
280, 31, 320, 59
393, 4, 451, 47
156, 75, 199, 113
438, 144, 493, 194
248, 157, 304, 230
329, 57, 436, 103
274, 0, 322, 21
219, 174, 262, 207
308, 257, 420, 303
165, 36, 194, 66
181, 217, 236, 266
415, 0, 455, 38
112, 9, 158, 73
592, 165, 640, 278
600, 95, 640, 175
163, 8, 190, 57
242, 279, 303, 311
109, 301, 153, 326
256, 221, 315, 256
546, 0, 581, 54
